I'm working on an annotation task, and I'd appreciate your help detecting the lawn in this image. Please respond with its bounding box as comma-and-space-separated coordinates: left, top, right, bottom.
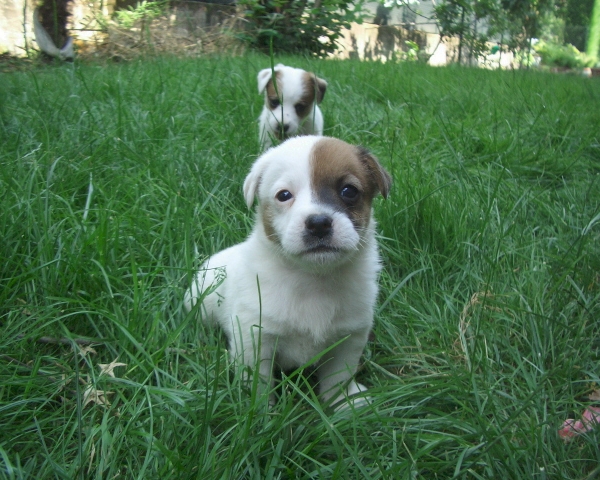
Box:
1, 54, 599, 478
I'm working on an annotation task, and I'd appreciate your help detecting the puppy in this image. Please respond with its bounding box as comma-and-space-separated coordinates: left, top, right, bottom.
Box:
185, 135, 391, 407
258, 64, 327, 150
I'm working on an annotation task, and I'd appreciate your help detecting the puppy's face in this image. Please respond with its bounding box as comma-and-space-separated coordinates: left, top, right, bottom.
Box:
258, 65, 327, 141
244, 136, 391, 267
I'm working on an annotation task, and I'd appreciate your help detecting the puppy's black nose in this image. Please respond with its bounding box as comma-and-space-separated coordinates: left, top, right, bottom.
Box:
305, 214, 333, 238
280, 123, 290, 133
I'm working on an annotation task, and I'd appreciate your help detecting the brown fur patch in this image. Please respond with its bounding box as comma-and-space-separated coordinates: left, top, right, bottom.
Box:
296, 73, 316, 120
310, 138, 391, 229
355, 146, 392, 199
301, 72, 327, 111
265, 71, 282, 110
303, 72, 327, 104
260, 203, 282, 246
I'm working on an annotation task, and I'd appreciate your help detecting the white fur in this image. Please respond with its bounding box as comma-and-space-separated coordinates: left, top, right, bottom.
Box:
258, 64, 326, 150
185, 136, 385, 408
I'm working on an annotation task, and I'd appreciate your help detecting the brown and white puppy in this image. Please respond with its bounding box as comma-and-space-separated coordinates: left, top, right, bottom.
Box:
185, 135, 391, 407
258, 64, 327, 150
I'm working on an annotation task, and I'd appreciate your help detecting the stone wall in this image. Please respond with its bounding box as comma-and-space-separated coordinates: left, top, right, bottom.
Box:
333, 22, 448, 66
1, 0, 514, 67
0, 0, 116, 56
0, 0, 35, 56
0, 0, 237, 57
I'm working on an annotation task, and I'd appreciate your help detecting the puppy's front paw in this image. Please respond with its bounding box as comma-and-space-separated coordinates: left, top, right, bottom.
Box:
332, 382, 371, 411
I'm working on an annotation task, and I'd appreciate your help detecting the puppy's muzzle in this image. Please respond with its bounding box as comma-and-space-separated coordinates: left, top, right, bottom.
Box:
305, 214, 333, 239
275, 122, 291, 139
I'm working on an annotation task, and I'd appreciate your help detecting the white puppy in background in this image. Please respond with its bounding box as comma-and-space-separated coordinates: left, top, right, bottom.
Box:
257, 64, 327, 150
185, 135, 391, 408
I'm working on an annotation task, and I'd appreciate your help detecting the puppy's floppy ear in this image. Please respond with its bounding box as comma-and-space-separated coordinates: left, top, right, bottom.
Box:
243, 153, 271, 209
357, 147, 392, 199
257, 68, 273, 94
257, 64, 283, 94
313, 75, 327, 104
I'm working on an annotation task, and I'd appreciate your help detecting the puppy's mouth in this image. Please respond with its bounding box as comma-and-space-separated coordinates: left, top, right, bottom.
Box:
300, 242, 349, 261
297, 244, 351, 267
274, 128, 293, 140
304, 245, 340, 254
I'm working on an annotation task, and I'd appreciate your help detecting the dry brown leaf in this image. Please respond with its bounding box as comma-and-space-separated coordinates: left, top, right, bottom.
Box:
589, 388, 600, 401
77, 345, 97, 358
82, 384, 113, 408
98, 359, 127, 378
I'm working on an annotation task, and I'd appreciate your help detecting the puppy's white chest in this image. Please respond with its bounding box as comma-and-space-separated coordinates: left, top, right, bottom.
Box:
259, 276, 339, 339
273, 330, 331, 369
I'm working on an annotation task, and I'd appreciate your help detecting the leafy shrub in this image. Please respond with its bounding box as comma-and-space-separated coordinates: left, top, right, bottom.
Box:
534, 40, 595, 69
405, 40, 419, 61
115, 0, 168, 29
237, 0, 364, 57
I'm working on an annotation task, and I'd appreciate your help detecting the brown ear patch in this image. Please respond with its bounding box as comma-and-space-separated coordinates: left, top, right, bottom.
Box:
296, 72, 317, 120
356, 146, 392, 199
314, 76, 327, 104
301, 72, 327, 107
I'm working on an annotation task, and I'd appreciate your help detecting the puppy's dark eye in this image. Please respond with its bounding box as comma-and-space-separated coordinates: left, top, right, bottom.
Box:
295, 103, 308, 115
340, 185, 359, 201
269, 98, 280, 109
276, 190, 293, 202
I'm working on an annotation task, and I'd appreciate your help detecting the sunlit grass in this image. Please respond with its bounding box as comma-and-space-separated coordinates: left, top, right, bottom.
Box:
1, 55, 599, 478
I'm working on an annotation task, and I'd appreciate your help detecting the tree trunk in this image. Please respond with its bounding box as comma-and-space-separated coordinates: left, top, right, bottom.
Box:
458, 6, 465, 64
587, 0, 600, 62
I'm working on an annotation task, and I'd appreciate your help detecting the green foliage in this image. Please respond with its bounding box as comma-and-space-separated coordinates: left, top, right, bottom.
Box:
565, 0, 594, 25
237, 0, 364, 57
499, 0, 566, 48
434, 0, 500, 62
564, 0, 594, 50
434, 0, 568, 63
534, 39, 594, 67
404, 40, 419, 60
1, 56, 600, 478
114, 0, 169, 28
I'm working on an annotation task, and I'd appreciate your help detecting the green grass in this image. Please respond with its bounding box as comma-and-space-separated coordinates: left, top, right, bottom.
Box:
1, 54, 600, 478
